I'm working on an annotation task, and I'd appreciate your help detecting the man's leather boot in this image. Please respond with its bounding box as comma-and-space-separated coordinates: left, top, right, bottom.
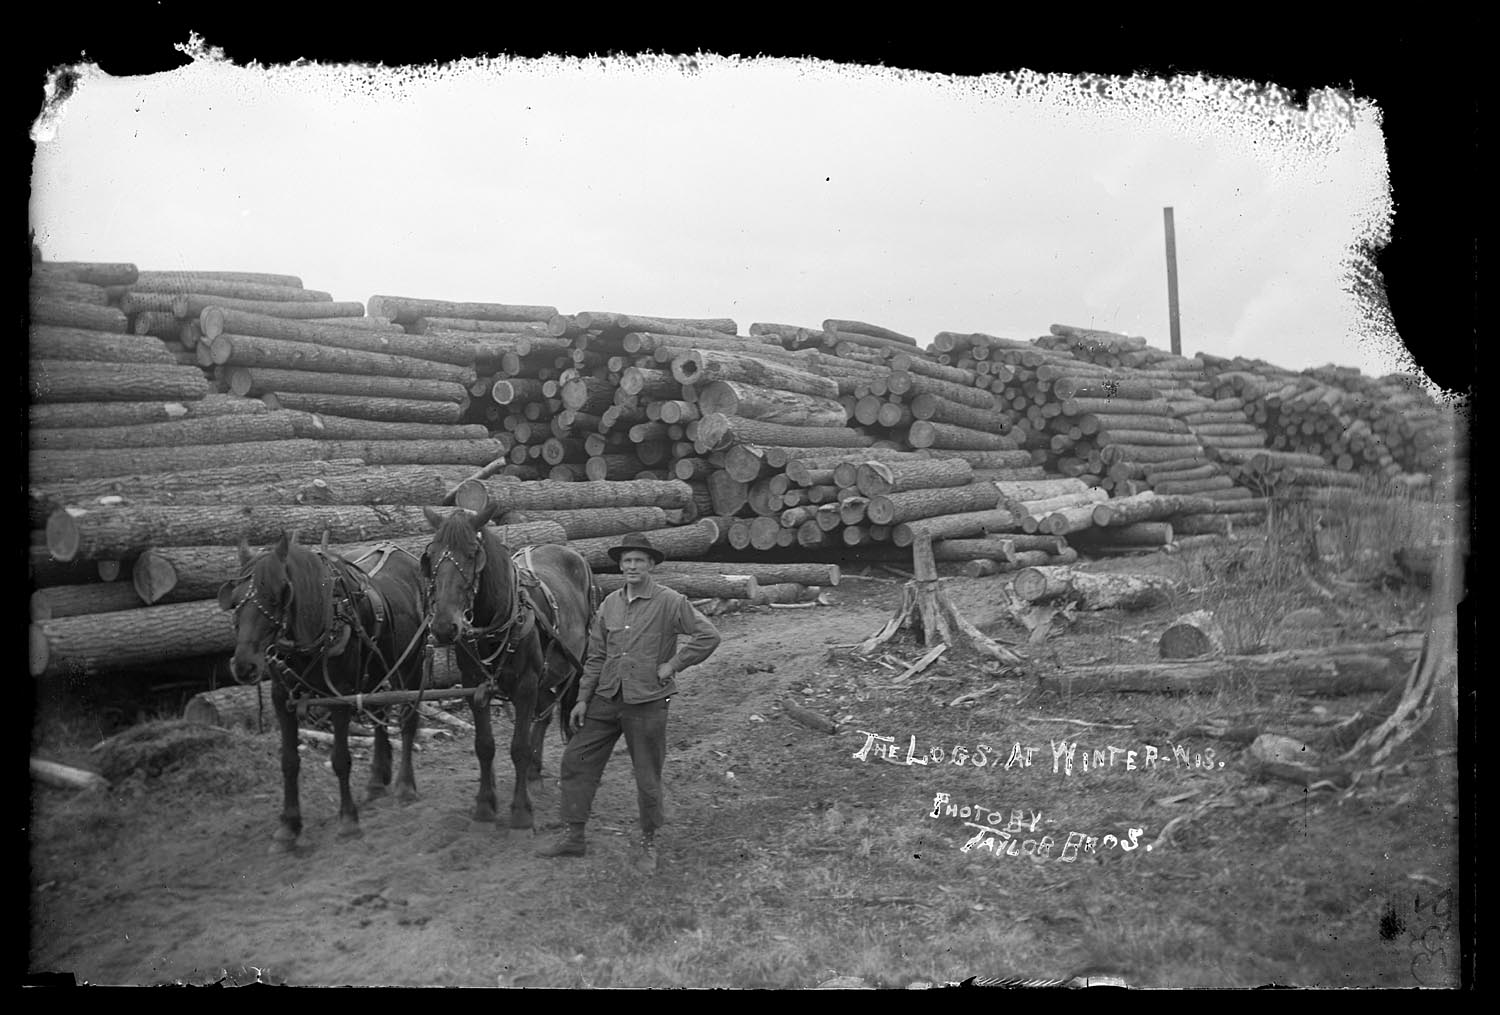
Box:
535, 822, 587, 858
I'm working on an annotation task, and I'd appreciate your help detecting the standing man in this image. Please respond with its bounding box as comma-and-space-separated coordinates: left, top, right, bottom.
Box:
536, 532, 721, 873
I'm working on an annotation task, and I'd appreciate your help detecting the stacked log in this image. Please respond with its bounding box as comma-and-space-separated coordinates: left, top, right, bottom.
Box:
1198, 353, 1453, 484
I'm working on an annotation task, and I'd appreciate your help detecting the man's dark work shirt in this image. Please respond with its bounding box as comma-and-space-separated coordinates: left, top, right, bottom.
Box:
579, 575, 721, 704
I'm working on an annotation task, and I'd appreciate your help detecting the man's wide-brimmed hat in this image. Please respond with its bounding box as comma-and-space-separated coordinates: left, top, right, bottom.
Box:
608, 532, 665, 564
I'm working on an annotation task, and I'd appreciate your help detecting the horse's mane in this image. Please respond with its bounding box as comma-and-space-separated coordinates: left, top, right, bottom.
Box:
475, 525, 516, 624
255, 539, 329, 649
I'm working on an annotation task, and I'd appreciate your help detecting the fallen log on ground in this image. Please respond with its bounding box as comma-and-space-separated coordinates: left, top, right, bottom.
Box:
1011, 566, 1178, 610
1036, 643, 1418, 695
31, 758, 110, 792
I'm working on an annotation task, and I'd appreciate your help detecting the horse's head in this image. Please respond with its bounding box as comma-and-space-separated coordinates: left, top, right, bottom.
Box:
219, 530, 326, 681
422, 502, 511, 645
219, 531, 293, 681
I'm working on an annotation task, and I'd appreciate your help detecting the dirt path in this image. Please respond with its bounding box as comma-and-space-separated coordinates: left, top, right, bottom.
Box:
28, 563, 1461, 988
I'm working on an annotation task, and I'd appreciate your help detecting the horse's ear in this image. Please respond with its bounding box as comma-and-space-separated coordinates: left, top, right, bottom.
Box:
423, 505, 446, 530
469, 499, 498, 531
320, 529, 331, 554
238, 538, 254, 566
217, 581, 239, 613
275, 530, 296, 560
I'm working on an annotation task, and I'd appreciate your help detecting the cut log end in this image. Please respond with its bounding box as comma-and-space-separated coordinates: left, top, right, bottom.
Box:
132, 550, 179, 605
1158, 610, 1226, 660
44, 510, 82, 563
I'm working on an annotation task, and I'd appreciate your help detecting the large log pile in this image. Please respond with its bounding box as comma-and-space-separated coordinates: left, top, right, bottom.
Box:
30, 252, 1459, 687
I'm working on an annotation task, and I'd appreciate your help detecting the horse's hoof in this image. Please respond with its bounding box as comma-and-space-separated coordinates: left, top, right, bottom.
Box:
338, 821, 363, 839
471, 809, 498, 824
269, 838, 297, 855
396, 786, 419, 805
509, 813, 534, 830
365, 786, 388, 803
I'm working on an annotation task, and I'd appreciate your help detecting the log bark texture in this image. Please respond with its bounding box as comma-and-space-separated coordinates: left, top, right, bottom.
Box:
455, 477, 693, 513
695, 380, 849, 427
1037, 644, 1418, 695
263, 391, 463, 424
670, 350, 840, 399
594, 572, 759, 600
865, 483, 1003, 526
29, 298, 129, 332
367, 295, 558, 324
655, 561, 840, 586
31, 600, 236, 678
1012, 566, 1178, 610
29, 413, 299, 451
30, 360, 212, 403
855, 459, 973, 497
28, 394, 266, 430
500, 506, 669, 540
46, 503, 444, 561
696, 413, 876, 451
906, 421, 1010, 451
30, 326, 178, 365
228, 366, 469, 404
210, 334, 477, 385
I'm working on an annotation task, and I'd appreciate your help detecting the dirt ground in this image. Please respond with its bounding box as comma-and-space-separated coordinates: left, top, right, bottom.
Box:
26, 550, 1466, 988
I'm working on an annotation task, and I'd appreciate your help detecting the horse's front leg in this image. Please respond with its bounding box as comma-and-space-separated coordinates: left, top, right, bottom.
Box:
271, 683, 302, 853
331, 707, 362, 837
366, 711, 393, 801
395, 701, 420, 803
508, 650, 544, 829
466, 663, 499, 823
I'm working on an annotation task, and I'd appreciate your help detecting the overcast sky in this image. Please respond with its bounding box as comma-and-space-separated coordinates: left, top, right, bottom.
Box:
30, 49, 1411, 380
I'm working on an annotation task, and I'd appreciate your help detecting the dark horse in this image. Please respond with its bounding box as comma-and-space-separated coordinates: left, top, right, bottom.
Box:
218, 531, 428, 851
421, 501, 596, 829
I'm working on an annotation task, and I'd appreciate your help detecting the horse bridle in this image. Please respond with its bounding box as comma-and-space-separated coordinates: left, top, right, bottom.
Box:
424, 531, 526, 669
224, 553, 370, 694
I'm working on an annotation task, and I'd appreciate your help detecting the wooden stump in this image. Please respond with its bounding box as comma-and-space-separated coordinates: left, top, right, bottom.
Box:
849, 534, 1022, 666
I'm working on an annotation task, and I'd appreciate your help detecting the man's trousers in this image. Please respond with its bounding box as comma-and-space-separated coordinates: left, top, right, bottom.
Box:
558, 693, 668, 833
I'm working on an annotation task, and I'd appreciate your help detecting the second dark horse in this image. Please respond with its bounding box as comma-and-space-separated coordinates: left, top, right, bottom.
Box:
422, 502, 596, 829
